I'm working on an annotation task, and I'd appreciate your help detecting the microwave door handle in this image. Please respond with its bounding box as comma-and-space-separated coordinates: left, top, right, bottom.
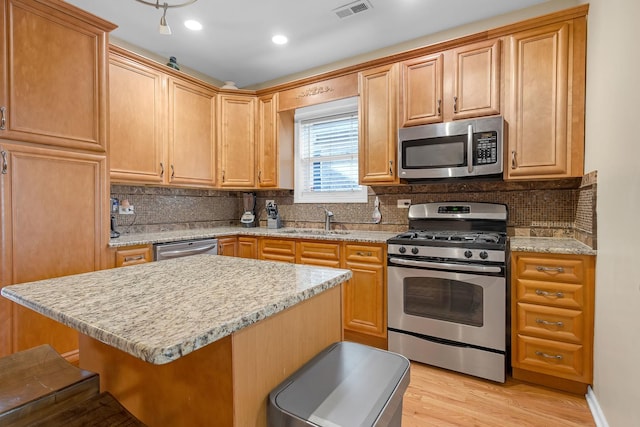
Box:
467, 124, 474, 173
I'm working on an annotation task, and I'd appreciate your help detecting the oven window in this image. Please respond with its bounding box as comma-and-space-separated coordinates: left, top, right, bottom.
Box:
403, 277, 483, 327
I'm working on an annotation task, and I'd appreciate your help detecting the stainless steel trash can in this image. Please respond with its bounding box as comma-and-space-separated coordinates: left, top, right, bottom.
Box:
268, 341, 411, 427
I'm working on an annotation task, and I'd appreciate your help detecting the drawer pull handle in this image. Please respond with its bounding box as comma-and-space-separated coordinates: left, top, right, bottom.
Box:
160, 162, 164, 178
356, 251, 373, 257
535, 289, 564, 298
535, 351, 563, 360
124, 255, 145, 262
1, 150, 7, 174
0, 106, 6, 130
536, 266, 565, 273
535, 318, 564, 327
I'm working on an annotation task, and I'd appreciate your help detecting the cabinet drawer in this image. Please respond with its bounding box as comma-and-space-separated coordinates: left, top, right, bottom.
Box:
259, 238, 296, 263
513, 254, 587, 284
297, 241, 341, 267
516, 302, 584, 343
515, 279, 584, 309
344, 244, 384, 264
514, 335, 586, 381
115, 245, 152, 267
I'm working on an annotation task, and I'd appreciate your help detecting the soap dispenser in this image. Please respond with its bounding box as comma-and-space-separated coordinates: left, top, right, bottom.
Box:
372, 196, 382, 224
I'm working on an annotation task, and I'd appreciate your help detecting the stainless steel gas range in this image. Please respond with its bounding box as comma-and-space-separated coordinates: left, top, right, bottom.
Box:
387, 202, 508, 383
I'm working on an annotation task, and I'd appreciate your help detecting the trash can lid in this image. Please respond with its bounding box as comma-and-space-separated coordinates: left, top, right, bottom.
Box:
271, 342, 410, 426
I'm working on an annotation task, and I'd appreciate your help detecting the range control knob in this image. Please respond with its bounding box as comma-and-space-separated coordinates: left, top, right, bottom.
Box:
398, 246, 406, 254
411, 247, 419, 255
479, 251, 489, 260
464, 250, 473, 258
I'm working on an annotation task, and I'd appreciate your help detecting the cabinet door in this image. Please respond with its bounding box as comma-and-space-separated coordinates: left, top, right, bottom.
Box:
449, 39, 501, 120
218, 237, 238, 257
0, 142, 107, 357
358, 64, 399, 184
0, 0, 113, 151
168, 78, 216, 188
505, 19, 586, 179
257, 94, 278, 188
218, 94, 256, 188
400, 53, 443, 126
237, 237, 258, 259
109, 52, 165, 184
343, 244, 386, 342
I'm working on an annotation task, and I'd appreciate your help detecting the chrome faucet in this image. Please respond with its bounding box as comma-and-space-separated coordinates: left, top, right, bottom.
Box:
319, 206, 334, 231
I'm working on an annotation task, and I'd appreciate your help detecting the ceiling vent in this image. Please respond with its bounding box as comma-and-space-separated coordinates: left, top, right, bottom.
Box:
333, 0, 373, 19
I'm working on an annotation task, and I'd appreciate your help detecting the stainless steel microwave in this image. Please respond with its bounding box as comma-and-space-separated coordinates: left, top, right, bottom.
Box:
398, 116, 503, 180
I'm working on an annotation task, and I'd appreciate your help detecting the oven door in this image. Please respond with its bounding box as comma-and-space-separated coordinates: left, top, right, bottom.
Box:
388, 260, 505, 351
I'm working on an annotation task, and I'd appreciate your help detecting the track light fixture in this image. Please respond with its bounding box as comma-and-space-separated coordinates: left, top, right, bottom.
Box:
134, 0, 198, 35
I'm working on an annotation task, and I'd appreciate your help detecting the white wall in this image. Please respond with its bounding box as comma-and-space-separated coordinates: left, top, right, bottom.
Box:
582, 0, 640, 425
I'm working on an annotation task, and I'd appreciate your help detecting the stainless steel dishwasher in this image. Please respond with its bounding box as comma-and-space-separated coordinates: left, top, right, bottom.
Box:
153, 238, 218, 261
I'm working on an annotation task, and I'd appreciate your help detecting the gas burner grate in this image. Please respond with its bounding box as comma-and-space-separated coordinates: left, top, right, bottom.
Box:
399, 230, 503, 244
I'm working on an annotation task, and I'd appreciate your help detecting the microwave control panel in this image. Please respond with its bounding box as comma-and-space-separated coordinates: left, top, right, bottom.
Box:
474, 131, 498, 165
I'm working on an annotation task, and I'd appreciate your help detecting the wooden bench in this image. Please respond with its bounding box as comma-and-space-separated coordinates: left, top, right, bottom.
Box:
0, 344, 144, 426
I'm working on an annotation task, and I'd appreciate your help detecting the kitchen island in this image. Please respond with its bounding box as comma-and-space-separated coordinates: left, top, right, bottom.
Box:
1, 255, 352, 426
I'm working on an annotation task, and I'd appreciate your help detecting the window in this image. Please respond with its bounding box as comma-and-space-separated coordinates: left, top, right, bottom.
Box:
294, 97, 367, 203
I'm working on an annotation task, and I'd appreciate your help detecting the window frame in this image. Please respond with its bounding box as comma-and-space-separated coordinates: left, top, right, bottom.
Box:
293, 96, 367, 204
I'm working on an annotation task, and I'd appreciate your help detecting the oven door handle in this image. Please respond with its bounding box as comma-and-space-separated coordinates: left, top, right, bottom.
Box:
389, 257, 502, 273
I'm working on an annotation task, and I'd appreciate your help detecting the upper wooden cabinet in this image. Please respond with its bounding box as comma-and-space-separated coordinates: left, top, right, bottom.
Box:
218, 94, 256, 188
358, 63, 400, 185
400, 39, 500, 126
257, 93, 294, 189
168, 77, 216, 187
109, 47, 216, 188
504, 17, 586, 180
109, 52, 165, 184
0, 0, 115, 152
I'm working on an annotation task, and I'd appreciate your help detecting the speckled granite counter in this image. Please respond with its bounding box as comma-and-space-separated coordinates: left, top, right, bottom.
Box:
510, 237, 596, 256
1, 255, 351, 364
109, 226, 398, 248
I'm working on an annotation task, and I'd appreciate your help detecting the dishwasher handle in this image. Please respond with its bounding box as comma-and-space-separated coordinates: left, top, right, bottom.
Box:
154, 239, 219, 261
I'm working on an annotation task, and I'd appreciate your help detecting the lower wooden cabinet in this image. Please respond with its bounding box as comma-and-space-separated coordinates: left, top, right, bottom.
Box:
227, 235, 387, 348
511, 251, 595, 393
259, 238, 296, 263
237, 237, 258, 259
343, 244, 387, 349
0, 142, 107, 360
115, 245, 153, 267
217, 237, 238, 257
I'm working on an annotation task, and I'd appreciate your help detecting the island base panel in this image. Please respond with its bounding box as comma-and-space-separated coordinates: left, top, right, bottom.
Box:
79, 285, 342, 427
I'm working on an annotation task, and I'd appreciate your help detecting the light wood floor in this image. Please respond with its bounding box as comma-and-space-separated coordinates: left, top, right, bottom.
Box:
402, 362, 595, 426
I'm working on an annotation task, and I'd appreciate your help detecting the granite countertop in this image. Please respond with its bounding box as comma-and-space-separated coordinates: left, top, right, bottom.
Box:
109, 226, 398, 248
509, 237, 596, 256
1, 255, 352, 365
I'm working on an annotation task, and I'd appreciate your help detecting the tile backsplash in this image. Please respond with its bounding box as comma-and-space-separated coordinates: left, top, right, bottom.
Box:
112, 172, 597, 248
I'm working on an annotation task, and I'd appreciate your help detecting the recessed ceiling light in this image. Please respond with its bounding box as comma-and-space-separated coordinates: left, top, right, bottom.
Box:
272, 34, 288, 45
184, 20, 203, 31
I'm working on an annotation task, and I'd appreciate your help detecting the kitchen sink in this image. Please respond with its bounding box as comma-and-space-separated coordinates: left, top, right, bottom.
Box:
278, 229, 350, 235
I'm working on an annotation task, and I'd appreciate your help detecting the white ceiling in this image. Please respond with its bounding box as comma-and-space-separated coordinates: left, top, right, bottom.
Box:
65, 0, 550, 89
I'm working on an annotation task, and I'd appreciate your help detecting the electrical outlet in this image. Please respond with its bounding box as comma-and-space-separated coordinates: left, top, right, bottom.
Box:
397, 199, 411, 209
119, 205, 134, 215
266, 199, 275, 208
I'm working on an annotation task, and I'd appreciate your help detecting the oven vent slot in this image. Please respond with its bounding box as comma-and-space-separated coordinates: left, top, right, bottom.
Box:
333, 0, 373, 19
